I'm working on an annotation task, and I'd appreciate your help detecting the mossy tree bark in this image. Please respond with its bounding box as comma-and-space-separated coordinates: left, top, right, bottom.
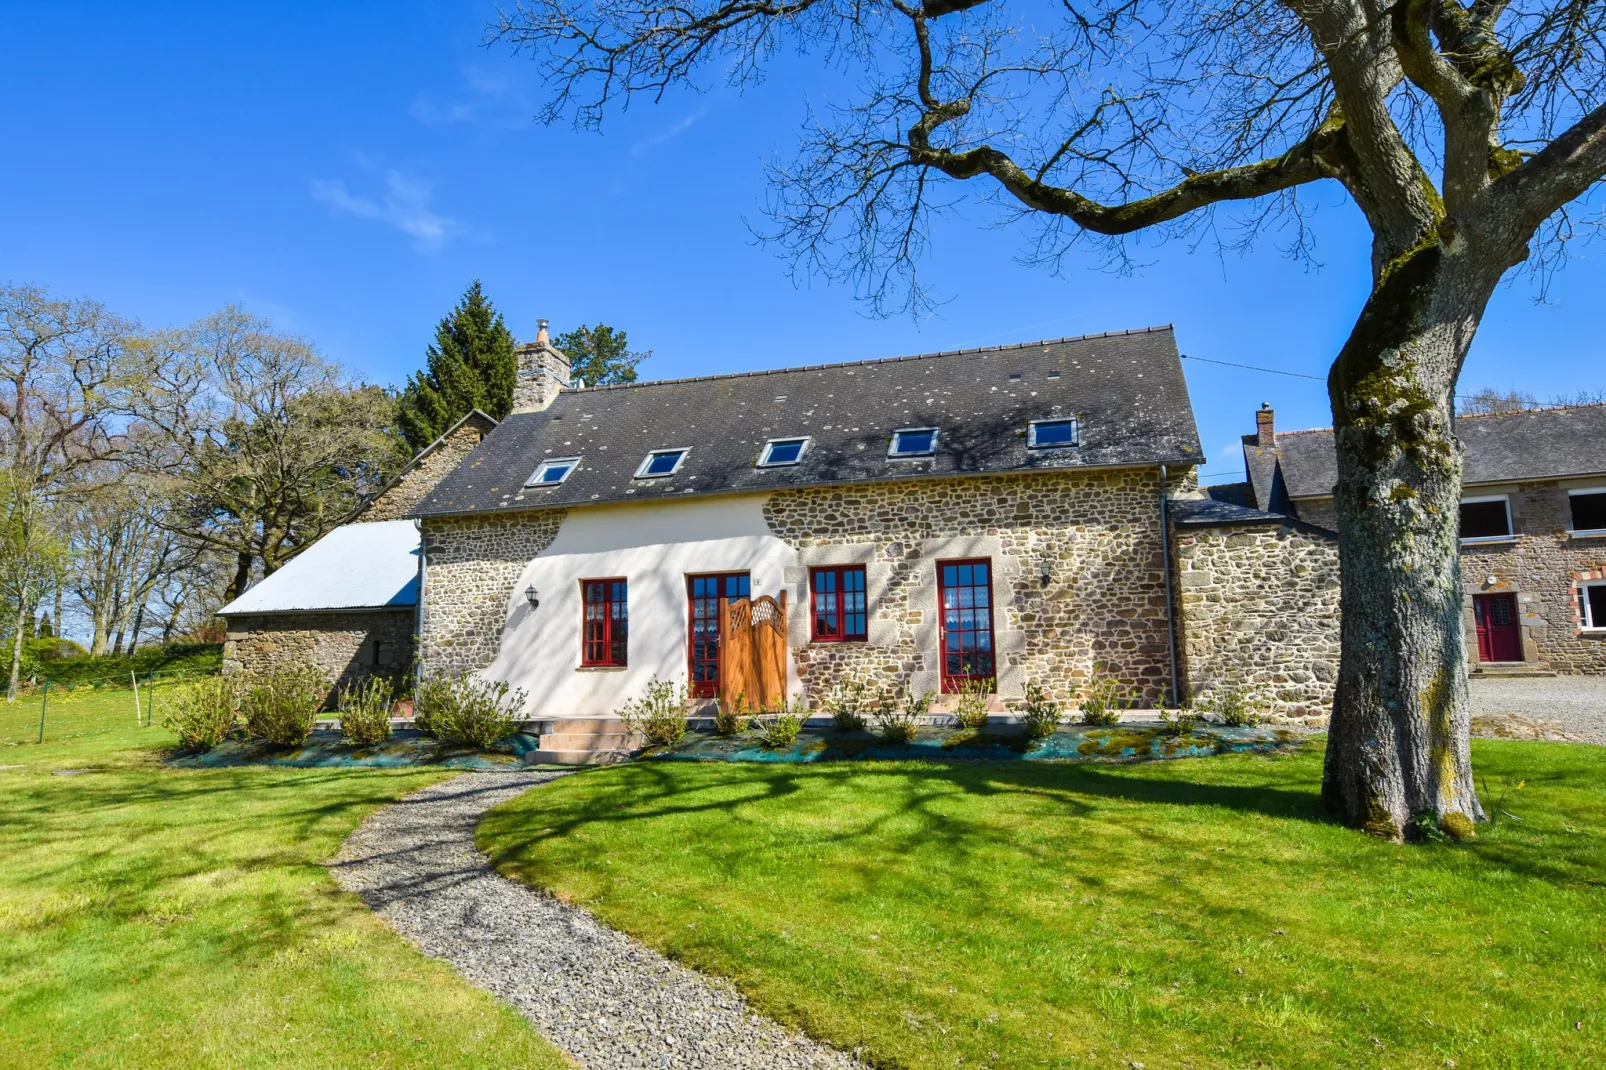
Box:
1321, 235, 1514, 839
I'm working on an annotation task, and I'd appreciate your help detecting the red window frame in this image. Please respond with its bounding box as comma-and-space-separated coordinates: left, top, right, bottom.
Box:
937, 558, 996, 693
581, 578, 628, 667
810, 565, 868, 642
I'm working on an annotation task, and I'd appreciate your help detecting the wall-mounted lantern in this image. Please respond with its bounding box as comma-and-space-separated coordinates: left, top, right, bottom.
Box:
525, 585, 540, 610
1039, 563, 1052, 588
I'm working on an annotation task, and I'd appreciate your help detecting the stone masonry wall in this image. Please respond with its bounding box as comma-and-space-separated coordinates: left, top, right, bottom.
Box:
1173, 521, 1340, 723
763, 468, 1176, 708
419, 510, 568, 677
362, 421, 488, 523
222, 609, 415, 706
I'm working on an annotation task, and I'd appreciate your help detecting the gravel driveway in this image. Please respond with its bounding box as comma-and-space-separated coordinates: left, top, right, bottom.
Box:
1469, 675, 1606, 744
329, 771, 862, 1070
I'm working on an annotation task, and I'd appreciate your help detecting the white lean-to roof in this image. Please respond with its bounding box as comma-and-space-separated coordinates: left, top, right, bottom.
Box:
218, 520, 420, 615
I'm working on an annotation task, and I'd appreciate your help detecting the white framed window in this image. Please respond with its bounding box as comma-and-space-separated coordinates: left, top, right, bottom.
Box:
526, 456, 580, 487
888, 426, 938, 458
635, 448, 689, 478
757, 437, 809, 467
1028, 417, 1079, 449
1568, 488, 1606, 534
1459, 495, 1512, 542
1579, 583, 1606, 631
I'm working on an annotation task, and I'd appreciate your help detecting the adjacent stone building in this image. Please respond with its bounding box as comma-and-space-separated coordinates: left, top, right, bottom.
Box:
1222, 402, 1606, 676
217, 408, 498, 700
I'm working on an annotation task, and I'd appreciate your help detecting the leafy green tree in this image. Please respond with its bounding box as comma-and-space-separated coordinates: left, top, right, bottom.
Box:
397, 281, 518, 451
552, 323, 650, 387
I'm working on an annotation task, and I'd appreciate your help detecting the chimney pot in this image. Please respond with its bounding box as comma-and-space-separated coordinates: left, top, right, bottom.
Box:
1255, 404, 1276, 448
536, 318, 550, 344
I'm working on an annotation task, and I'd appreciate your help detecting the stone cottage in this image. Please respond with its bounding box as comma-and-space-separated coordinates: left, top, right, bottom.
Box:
1222, 402, 1606, 675
406, 324, 1350, 724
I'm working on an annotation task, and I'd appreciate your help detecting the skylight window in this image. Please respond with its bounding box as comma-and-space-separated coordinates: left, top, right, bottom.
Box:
888, 427, 938, 458
1028, 418, 1079, 449
635, 449, 689, 478
758, 437, 809, 467
526, 457, 579, 487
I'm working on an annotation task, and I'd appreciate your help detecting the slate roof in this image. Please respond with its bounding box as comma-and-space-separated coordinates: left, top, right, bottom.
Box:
218, 520, 420, 615
1265, 404, 1606, 501
1170, 495, 1335, 537
412, 327, 1202, 518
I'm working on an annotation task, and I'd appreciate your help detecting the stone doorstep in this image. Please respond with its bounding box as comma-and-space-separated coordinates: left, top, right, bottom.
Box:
1471, 663, 1559, 678
524, 748, 635, 766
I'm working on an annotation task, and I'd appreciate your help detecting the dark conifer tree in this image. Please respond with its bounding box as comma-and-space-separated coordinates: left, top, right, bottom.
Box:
397, 281, 518, 451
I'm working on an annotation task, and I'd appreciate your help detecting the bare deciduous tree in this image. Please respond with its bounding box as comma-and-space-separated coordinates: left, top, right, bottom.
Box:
496, 0, 1606, 837
132, 308, 406, 601
0, 284, 136, 698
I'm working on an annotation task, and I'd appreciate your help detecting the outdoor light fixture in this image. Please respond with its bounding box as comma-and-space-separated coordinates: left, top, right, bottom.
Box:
525, 585, 540, 610
1039, 563, 1052, 588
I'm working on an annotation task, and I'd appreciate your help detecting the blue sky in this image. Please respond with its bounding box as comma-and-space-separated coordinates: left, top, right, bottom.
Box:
3, 1, 1602, 486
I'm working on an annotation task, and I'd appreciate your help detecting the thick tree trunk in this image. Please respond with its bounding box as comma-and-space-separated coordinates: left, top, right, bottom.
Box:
1322, 240, 1496, 841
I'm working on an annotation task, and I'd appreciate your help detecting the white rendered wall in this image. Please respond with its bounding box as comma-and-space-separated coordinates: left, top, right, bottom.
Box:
482, 494, 801, 719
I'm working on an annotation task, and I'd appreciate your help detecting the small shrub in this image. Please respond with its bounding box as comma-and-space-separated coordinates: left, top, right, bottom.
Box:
415, 671, 526, 748
875, 684, 930, 743
241, 664, 326, 746
713, 693, 751, 736
618, 676, 689, 748
337, 677, 394, 746
1201, 683, 1261, 727
1079, 666, 1134, 726
162, 676, 239, 753
1157, 707, 1203, 736
954, 680, 992, 730
759, 712, 802, 748
823, 680, 869, 731
1021, 681, 1061, 741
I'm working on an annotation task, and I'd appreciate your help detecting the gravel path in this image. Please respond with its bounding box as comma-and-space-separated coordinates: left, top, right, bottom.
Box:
1469, 675, 1606, 744
329, 771, 863, 1070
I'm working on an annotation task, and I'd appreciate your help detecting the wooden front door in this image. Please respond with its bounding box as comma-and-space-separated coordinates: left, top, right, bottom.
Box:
687, 572, 750, 698
1473, 593, 1522, 663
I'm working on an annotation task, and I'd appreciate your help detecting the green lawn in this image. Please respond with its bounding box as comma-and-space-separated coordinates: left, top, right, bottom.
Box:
480, 742, 1606, 1070
0, 689, 568, 1069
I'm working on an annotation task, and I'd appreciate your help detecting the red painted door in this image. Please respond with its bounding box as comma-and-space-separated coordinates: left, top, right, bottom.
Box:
687, 572, 751, 698
1473, 593, 1522, 662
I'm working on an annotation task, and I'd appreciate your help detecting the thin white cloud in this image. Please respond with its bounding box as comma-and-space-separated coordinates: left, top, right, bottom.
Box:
411, 64, 531, 130
630, 106, 709, 156
310, 170, 463, 251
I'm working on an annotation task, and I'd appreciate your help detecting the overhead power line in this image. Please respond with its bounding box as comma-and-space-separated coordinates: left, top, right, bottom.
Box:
1181, 354, 1326, 381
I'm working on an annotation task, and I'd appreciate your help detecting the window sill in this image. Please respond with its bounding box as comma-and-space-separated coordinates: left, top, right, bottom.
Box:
810, 637, 869, 645
1567, 529, 1606, 540
576, 665, 628, 672
1460, 536, 1516, 546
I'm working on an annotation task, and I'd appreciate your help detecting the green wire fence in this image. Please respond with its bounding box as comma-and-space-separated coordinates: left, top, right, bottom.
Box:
3, 667, 221, 747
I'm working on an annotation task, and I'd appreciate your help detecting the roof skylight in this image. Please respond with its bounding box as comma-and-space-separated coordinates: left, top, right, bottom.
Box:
1028, 418, 1079, 450
526, 457, 580, 487
635, 449, 689, 478
758, 437, 809, 467
888, 427, 938, 458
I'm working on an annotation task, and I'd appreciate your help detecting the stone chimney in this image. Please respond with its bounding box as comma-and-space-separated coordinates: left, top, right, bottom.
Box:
512, 318, 572, 413
1255, 403, 1276, 448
